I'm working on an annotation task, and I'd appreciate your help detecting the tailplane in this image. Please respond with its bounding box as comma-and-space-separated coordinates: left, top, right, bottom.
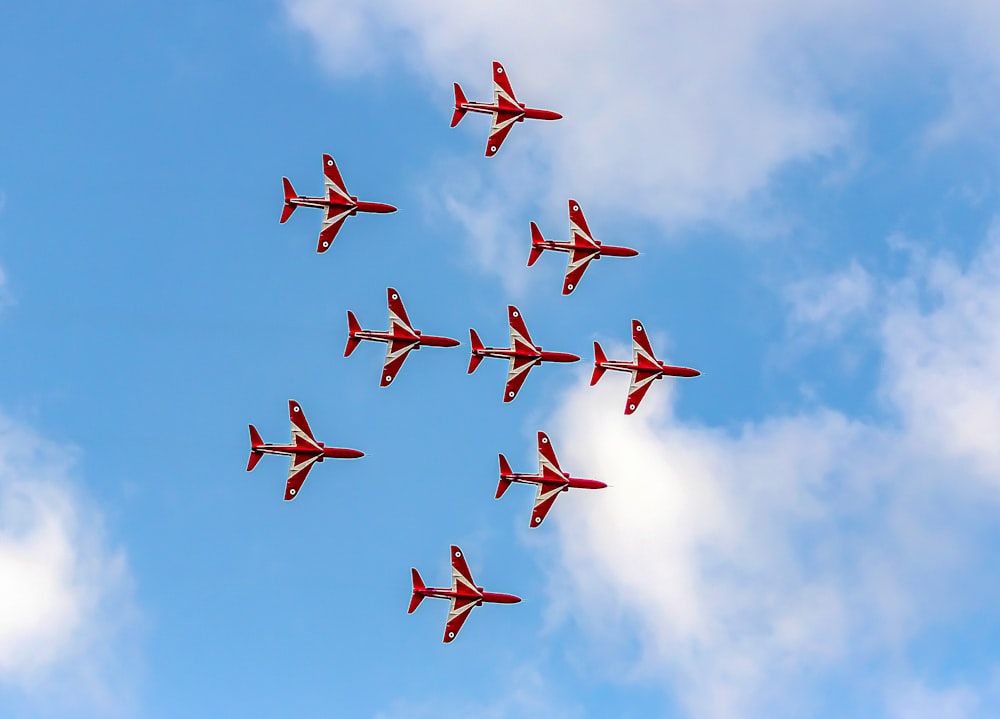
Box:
345, 311, 363, 357
527, 222, 545, 266
591, 341, 608, 386
408, 568, 426, 613
468, 328, 485, 374
247, 425, 264, 471
280, 177, 297, 223
496, 454, 514, 498
450, 83, 469, 127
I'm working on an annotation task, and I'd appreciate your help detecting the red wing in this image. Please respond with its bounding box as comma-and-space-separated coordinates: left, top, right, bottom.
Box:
536, 432, 562, 477
381, 338, 417, 387
288, 400, 319, 447
632, 319, 659, 367
317, 207, 352, 253
485, 116, 518, 157
443, 595, 478, 643
530, 482, 563, 527
504, 355, 537, 402
450, 545, 477, 592
625, 369, 659, 415
492, 61, 519, 106
322, 154, 351, 203
562, 248, 597, 295
386, 288, 418, 338
567, 200, 598, 247
507, 305, 535, 351
284, 453, 320, 500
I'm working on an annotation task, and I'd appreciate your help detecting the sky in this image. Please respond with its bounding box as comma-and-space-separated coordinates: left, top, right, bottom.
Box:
2, 1, 1000, 717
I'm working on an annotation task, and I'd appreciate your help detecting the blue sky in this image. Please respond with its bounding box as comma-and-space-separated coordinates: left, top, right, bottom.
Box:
3, 2, 1000, 718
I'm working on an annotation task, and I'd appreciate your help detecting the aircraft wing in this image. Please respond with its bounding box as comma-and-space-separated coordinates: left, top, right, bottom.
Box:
316, 206, 352, 252
443, 595, 478, 643
507, 305, 535, 353
504, 355, 538, 402
387, 288, 419, 339
492, 61, 520, 107
450, 545, 478, 593
568, 200, 599, 247
289, 401, 320, 449
322, 154, 352, 204
485, 114, 519, 157
536, 432, 563, 477
562, 247, 598, 295
625, 368, 660, 415
631, 319, 659, 367
380, 338, 418, 387
284, 453, 320, 500
530, 481, 563, 527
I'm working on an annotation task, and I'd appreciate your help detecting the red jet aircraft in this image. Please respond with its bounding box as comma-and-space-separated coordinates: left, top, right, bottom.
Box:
345, 287, 461, 386
498, 431, 607, 527
469, 305, 580, 402
451, 61, 562, 157
247, 400, 364, 500
593, 320, 701, 415
408, 545, 521, 643
280, 154, 397, 252
529, 200, 640, 295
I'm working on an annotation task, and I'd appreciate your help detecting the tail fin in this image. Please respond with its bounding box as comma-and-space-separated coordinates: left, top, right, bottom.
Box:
527, 222, 545, 266
450, 83, 468, 127
280, 178, 297, 223
591, 341, 608, 386
247, 425, 264, 471
408, 568, 426, 614
496, 454, 514, 498
345, 311, 362, 357
467, 328, 485, 374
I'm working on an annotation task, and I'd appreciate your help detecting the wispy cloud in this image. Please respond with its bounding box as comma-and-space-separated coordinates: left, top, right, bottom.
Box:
538, 223, 1000, 718
0, 414, 138, 714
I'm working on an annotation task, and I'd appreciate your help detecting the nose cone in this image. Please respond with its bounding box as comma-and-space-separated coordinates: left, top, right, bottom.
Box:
325, 447, 365, 459
358, 201, 398, 214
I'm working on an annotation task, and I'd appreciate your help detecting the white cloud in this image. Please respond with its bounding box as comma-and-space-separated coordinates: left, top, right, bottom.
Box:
0, 414, 137, 712
785, 260, 875, 339
536, 224, 1000, 718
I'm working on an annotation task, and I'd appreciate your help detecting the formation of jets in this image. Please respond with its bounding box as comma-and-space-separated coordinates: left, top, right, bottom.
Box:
258, 61, 700, 642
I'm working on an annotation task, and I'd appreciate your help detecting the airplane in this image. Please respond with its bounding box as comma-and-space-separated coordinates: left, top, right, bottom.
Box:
469, 305, 580, 402
497, 431, 607, 527
451, 61, 563, 157
408, 545, 521, 643
345, 287, 461, 386
247, 400, 364, 500
592, 320, 701, 415
528, 199, 640, 295
280, 153, 397, 252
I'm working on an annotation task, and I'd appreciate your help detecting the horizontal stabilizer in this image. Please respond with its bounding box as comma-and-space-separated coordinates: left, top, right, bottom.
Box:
451, 83, 468, 127
408, 568, 426, 613
528, 222, 544, 266
247, 425, 264, 472
497, 454, 514, 498
468, 328, 484, 374
280, 177, 297, 223
345, 311, 362, 357
591, 341, 608, 386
